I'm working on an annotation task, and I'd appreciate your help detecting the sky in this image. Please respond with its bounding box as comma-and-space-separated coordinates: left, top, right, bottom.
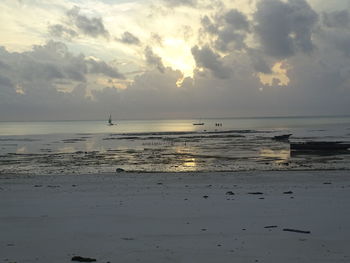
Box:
0, 0, 349, 121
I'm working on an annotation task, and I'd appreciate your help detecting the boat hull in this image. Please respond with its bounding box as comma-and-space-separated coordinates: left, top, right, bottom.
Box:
290, 142, 350, 151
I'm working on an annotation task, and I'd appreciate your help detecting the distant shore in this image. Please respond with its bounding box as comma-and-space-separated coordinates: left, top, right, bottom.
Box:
1, 170, 350, 263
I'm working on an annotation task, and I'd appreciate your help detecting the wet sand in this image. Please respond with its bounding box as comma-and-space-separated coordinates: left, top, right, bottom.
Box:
1, 170, 350, 262
1, 129, 350, 175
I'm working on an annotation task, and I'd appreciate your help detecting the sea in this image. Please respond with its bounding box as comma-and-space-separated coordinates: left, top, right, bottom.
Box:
1, 116, 350, 175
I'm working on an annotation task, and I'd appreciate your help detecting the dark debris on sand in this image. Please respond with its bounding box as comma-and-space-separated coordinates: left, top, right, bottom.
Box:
264, 225, 278, 229
283, 228, 311, 234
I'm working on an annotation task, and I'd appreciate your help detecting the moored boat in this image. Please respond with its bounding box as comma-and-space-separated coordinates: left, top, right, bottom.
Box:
290, 141, 350, 151
193, 118, 204, 126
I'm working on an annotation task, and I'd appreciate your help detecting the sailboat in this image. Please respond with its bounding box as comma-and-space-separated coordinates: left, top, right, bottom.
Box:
108, 114, 114, 126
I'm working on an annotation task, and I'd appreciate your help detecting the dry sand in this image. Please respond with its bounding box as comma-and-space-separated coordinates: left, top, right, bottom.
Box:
1, 170, 350, 263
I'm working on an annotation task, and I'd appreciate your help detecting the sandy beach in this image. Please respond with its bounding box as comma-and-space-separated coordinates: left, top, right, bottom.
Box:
2, 0, 350, 260
1, 170, 350, 263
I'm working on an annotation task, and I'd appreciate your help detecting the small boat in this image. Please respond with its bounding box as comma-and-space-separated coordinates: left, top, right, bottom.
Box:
108, 114, 114, 126
193, 119, 204, 126
290, 141, 350, 151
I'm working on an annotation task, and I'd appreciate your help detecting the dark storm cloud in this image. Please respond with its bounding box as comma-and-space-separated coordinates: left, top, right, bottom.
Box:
201, 15, 218, 35
323, 10, 349, 28
0, 41, 126, 120
67, 6, 109, 38
86, 58, 125, 79
144, 46, 165, 73
116, 31, 141, 45
48, 6, 109, 40
225, 9, 250, 31
215, 29, 247, 52
191, 45, 231, 79
200, 10, 250, 52
254, 0, 318, 58
247, 49, 272, 74
0, 41, 124, 92
20, 41, 86, 82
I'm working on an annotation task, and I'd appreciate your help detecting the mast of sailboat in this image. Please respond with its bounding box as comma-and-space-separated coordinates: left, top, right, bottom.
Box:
108, 114, 113, 125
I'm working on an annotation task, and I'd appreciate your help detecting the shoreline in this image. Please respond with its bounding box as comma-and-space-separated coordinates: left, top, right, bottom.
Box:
1, 123, 350, 175
1, 170, 350, 262
1, 167, 350, 178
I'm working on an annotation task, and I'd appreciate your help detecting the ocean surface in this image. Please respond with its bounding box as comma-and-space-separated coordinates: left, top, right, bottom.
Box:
1, 117, 350, 136
1, 117, 350, 175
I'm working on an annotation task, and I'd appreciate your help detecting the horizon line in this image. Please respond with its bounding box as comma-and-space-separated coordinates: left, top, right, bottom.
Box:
1, 114, 350, 122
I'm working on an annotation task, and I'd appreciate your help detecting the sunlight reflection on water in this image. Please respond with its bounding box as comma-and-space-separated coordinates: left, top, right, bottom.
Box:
1, 116, 350, 136
259, 149, 290, 164
1, 117, 350, 174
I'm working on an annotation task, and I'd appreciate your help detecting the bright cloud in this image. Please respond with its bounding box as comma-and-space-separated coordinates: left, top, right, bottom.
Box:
258, 61, 291, 87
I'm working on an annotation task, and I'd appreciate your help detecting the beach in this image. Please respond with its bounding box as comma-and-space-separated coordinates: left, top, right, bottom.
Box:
1, 118, 350, 262
2, 0, 350, 261
1, 170, 350, 263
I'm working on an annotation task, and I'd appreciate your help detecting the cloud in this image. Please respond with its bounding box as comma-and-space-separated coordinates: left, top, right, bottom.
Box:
0, 41, 127, 120
225, 9, 250, 31
201, 15, 219, 35
247, 48, 272, 74
150, 33, 163, 46
254, 0, 318, 58
200, 9, 250, 52
319, 30, 350, 57
49, 6, 109, 40
1, 0, 350, 120
191, 45, 231, 79
0, 74, 13, 89
116, 31, 141, 45
0, 40, 123, 94
215, 28, 247, 52
67, 6, 109, 38
318, 10, 350, 57
48, 24, 78, 39
162, 0, 197, 7
86, 58, 125, 79
144, 46, 165, 73
322, 10, 349, 28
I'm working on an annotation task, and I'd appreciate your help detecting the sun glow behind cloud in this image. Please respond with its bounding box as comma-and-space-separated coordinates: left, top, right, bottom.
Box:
258, 61, 291, 87
155, 38, 196, 78
1, 0, 350, 121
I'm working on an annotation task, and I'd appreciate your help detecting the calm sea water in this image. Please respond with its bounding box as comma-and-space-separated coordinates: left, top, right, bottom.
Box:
1, 116, 350, 174
1, 116, 350, 136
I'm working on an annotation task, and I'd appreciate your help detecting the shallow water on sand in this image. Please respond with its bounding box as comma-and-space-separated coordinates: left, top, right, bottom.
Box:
0, 117, 350, 175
